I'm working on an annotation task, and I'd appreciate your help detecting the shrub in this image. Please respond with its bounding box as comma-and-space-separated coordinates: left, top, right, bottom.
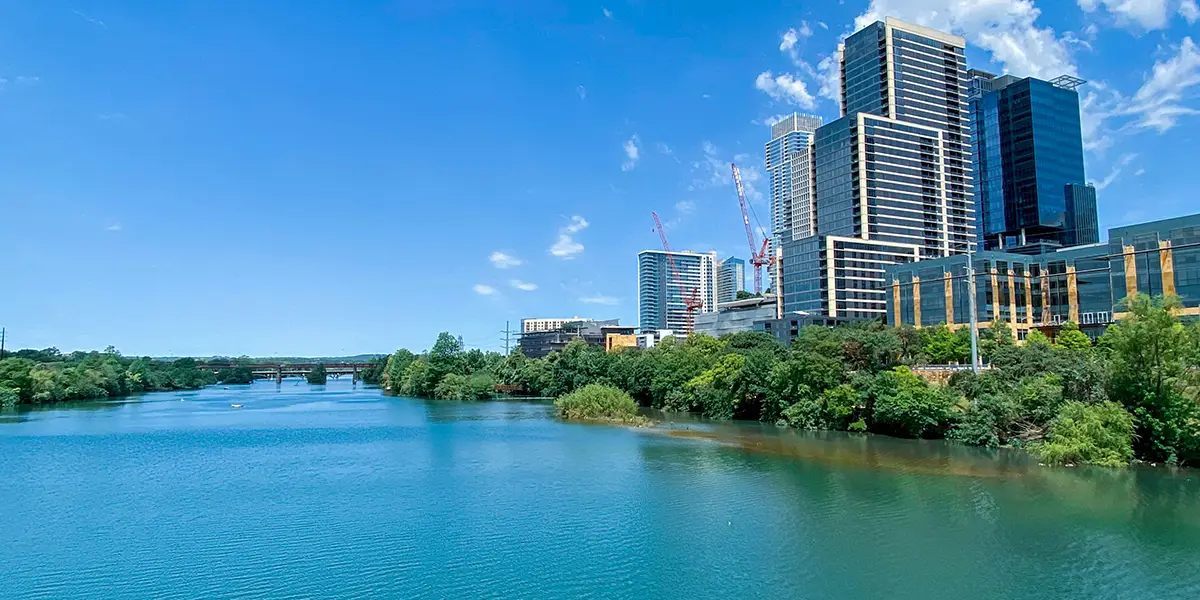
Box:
433, 373, 495, 401
0, 386, 18, 408
554, 384, 647, 425
867, 367, 957, 439
1032, 401, 1134, 468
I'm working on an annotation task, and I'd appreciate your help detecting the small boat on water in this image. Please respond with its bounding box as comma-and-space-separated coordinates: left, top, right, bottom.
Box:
230, 404, 243, 409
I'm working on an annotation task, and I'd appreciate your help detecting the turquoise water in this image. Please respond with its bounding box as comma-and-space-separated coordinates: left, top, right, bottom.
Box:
2, 380, 1199, 599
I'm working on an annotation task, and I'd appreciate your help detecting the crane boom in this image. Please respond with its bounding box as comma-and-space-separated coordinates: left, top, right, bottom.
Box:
732, 162, 774, 294
651, 211, 703, 330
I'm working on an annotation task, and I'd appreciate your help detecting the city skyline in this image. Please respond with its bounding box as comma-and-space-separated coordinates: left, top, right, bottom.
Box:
2, 1, 1199, 355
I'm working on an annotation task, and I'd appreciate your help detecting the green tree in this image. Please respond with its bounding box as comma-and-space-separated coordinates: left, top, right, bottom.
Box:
384, 349, 416, 392
399, 358, 437, 397
217, 366, 254, 385
1024, 329, 1052, 347
862, 367, 957, 439
1102, 294, 1200, 464
0, 386, 19, 408
306, 363, 328, 385
1054, 321, 1093, 352
428, 332, 464, 380
921, 325, 970, 364
1032, 401, 1134, 468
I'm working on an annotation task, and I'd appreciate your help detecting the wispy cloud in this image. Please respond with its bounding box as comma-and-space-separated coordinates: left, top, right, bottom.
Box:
754, 71, 816, 109
602, 7, 613, 19
473, 284, 497, 296
489, 251, 523, 269
576, 85, 587, 100
549, 216, 589, 259
621, 134, 641, 171
1093, 153, 1138, 190
98, 112, 127, 121
105, 224, 121, 232
688, 141, 764, 203
1125, 37, 1200, 132
509, 279, 537, 292
675, 200, 696, 214
580, 295, 619, 306
655, 142, 673, 155
72, 9, 107, 28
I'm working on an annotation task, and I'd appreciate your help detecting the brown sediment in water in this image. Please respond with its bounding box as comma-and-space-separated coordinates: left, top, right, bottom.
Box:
661, 427, 1033, 479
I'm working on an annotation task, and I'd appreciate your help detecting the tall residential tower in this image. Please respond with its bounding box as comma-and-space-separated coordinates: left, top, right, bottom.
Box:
781, 17, 976, 321
638, 250, 718, 332
716, 257, 746, 304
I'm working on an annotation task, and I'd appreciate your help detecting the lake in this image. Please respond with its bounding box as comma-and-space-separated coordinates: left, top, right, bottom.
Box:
2, 380, 1199, 599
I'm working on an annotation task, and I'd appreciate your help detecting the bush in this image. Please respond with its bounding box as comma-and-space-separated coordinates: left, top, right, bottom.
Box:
866, 367, 957, 439
780, 384, 859, 431
0, 386, 18, 408
1032, 401, 1134, 468
434, 372, 495, 401
554, 384, 647, 425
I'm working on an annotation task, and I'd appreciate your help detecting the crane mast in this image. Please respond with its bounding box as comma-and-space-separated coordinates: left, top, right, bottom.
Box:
731, 163, 776, 295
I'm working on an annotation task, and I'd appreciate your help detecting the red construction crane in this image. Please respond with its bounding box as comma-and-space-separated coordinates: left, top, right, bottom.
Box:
651, 211, 703, 329
732, 162, 775, 295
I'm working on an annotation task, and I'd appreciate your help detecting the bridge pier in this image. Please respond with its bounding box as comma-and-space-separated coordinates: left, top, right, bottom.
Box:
275, 367, 282, 384
352, 367, 360, 384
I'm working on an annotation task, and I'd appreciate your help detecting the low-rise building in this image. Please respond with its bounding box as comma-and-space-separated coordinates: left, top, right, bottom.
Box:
693, 296, 779, 337
517, 319, 636, 358
521, 317, 587, 333
884, 213, 1200, 340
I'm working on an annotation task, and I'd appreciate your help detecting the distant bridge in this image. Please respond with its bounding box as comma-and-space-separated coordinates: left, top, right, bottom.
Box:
197, 362, 374, 383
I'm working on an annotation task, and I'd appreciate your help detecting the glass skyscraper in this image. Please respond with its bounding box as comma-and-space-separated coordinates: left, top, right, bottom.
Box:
781, 17, 975, 321
968, 71, 1097, 251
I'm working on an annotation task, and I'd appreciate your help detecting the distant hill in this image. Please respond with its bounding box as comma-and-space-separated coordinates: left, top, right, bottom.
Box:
154, 354, 387, 363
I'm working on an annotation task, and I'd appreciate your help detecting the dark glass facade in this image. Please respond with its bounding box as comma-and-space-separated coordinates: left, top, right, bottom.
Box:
970, 74, 1095, 250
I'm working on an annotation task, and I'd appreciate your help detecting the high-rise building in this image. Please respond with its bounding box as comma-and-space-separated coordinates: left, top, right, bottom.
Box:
969, 70, 1097, 252
766, 113, 824, 247
716, 257, 746, 304
781, 17, 976, 321
638, 250, 718, 332
521, 317, 587, 334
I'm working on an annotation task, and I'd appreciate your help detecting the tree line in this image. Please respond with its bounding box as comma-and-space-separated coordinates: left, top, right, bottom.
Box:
0, 347, 222, 407
379, 295, 1200, 468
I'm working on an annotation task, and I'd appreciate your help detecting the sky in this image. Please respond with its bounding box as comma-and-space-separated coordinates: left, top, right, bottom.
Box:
2, 0, 1199, 357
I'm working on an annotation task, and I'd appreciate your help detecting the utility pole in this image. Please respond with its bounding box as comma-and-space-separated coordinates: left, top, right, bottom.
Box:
966, 247, 980, 375
0, 327, 5, 360
504, 321, 511, 356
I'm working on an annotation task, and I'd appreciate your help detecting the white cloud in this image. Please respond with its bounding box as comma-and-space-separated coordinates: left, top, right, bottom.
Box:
675, 200, 696, 214
759, 113, 793, 126
489, 251, 523, 269
1183, 0, 1200, 23
580, 295, 620, 305
1092, 153, 1138, 190
473, 284, 497, 296
621, 134, 641, 171
854, 0, 1075, 79
105, 224, 121, 232
701, 93, 712, 99
1135, 167, 1147, 176
754, 71, 816, 108
576, 85, 587, 100
818, 22, 829, 30
1125, 37, 1200, 132
1078, 0, 1173, 30
602, 7, 613, 19
549, 216, 589, 259
509, 280, 537, 291
688, 141, 764, 204
13, 76, 39, 86
779, 22, 814, 64
655, 142, 673, 155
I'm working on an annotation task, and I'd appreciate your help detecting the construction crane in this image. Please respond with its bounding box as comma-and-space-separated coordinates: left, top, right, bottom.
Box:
651, 211, 703, 330
731, 162, 775, 294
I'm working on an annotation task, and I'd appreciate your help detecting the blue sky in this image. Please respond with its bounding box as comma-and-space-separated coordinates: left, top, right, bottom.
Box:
2, 0, 1198, 357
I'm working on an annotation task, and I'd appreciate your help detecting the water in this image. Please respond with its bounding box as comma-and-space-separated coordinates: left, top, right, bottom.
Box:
2, 380, 1199, 599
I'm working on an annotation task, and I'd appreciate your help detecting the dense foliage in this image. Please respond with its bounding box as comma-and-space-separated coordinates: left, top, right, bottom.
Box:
306, 363, 328, 385
378, 295, 1200, 468
216, 366, 255, 385
0, 347, 216, 406
554, 384, 647, 425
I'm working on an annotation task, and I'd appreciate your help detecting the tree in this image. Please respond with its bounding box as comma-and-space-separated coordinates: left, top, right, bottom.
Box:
428, 332, 464, 380
384, 349, 416, 392
1024, 329, 1052, 347
217, 366, 254, 385
1055, 321, 1092, 352
0, 386, 19, 408
306, 363, 328, 385
921, 325, 970, 364
735, 290, 762, 300
1102, 294, 1200, 464
1032, 401, 1134, 468
862, 367, 956, 439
